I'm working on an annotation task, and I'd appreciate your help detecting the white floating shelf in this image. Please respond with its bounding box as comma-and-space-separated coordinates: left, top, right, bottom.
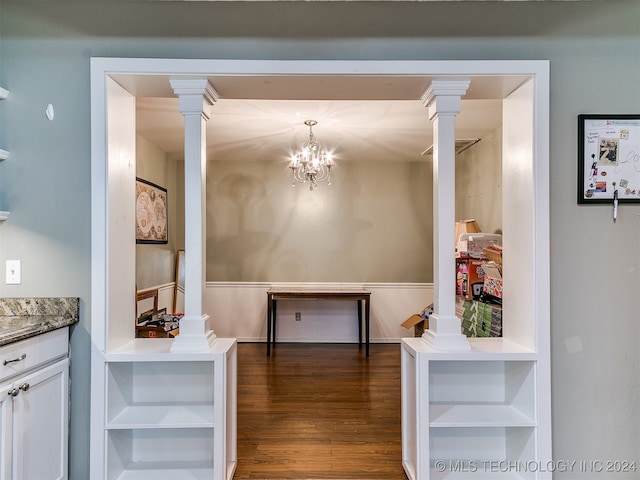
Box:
0, 212, 9, 221
0, 149, 8, 160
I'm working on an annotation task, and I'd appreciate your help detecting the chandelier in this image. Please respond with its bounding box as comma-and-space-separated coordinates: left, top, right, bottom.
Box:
289, 120, 335, 190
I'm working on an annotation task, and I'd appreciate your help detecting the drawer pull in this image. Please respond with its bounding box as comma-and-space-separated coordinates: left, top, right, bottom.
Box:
3, 353, 26, 365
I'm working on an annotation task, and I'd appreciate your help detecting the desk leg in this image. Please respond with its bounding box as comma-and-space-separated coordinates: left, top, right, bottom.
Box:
267, 294, 272, 356
272, 299, 277, 349
357, 300, 363, 346
365, 297, 370, 356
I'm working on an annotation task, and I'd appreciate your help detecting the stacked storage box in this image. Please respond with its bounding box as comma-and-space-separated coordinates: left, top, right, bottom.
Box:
456, 298, 502, 337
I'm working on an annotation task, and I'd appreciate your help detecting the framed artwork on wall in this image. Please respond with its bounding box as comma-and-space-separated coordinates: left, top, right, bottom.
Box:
578, 114, 640, 204
135, 177, 168, 243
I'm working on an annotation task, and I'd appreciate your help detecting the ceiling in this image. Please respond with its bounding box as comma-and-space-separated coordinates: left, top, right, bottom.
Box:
117, 74, 529, 164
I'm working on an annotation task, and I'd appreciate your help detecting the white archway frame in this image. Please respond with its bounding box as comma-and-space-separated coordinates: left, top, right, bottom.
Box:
89, 58, 551, 477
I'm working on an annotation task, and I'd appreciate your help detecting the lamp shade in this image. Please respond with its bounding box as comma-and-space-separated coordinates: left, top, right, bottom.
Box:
455, 219, 481, 245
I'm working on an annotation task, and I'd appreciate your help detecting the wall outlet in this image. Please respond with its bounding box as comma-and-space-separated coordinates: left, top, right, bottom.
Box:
6, 260, 21, 284
295, 312, 301, 321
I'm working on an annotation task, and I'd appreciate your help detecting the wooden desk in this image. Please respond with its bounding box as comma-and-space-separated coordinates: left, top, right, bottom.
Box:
266, 287, 371, 356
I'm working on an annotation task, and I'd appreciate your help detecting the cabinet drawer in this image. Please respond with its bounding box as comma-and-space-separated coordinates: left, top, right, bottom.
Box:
0, 327, 68, 383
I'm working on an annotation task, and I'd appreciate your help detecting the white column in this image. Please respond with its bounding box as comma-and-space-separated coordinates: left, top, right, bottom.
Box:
169, 78, 219, 353
421, 80, 471, 351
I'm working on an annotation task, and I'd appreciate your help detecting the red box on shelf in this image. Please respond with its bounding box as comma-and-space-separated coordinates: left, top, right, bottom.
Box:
456, 256, 485, 300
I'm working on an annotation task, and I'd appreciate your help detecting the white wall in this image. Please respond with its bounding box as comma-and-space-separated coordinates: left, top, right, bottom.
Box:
140, 280, 433, 341
455, 126, 502, 235
205, 282, 433, 342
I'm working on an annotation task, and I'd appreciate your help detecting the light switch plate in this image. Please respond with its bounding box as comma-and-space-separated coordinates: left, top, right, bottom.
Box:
6, 260, 21, 284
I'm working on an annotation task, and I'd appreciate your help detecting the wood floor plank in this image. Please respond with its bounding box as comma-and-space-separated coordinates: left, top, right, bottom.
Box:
234, 343, 408, 480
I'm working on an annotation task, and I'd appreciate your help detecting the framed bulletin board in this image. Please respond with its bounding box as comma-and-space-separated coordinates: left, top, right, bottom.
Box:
578, 114, 640, 204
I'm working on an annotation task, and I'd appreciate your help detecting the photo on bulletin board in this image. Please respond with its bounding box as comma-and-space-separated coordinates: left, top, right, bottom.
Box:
578, 114, 640, 204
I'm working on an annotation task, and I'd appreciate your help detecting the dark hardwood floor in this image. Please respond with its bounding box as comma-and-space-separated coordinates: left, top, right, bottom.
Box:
234, 342, 409, 480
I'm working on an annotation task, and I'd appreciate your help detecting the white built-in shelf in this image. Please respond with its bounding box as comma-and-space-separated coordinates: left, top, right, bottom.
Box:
103, 353, 233, 479
105, 337, 234, 361
107, 403, 215, 429
402, 339, 540, 480
429, 404, 535, 428
112, 461, 214, 480
0, 150, 8, 160
0, 212, 9, 221
402, 337, 537, 361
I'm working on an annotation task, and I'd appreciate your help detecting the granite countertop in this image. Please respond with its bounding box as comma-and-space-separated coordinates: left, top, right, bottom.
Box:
0, 298, 79, 347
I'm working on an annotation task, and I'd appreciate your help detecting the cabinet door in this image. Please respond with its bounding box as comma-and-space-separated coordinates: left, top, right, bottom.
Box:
0, 383, 12, 480
11, 358, 68, 480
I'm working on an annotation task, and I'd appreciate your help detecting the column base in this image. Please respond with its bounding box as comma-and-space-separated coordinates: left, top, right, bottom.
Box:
170, 327, 217, 353
169, 315, 216, 353
422, 328, 471, 351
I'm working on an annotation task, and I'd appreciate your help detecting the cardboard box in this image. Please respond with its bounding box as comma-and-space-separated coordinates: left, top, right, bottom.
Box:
457, 299, 502, 337
401, 304, 433, 337
483, 244, 503, 265
482, 261, 503, 300
402, 314, 428, 337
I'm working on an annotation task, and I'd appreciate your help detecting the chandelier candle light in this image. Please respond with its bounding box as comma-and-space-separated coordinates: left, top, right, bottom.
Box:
290, 120, 335, 190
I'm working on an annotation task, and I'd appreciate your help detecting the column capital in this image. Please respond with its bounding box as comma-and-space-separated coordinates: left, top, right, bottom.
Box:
421, 79, 470, 119
170, 78, 220, 103
170, 78, 219, 118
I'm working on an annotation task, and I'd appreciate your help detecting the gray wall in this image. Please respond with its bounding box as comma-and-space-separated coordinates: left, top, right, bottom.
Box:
1, 1, 639, 478
208, 158, 432, 282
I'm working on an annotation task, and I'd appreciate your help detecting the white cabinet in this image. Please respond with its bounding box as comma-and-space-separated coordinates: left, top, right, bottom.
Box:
91, 338, 237, 480
0, 382, 13, 480
9, 359, 69, 480
401, 338, 549, 480
0, 328, 70, 480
